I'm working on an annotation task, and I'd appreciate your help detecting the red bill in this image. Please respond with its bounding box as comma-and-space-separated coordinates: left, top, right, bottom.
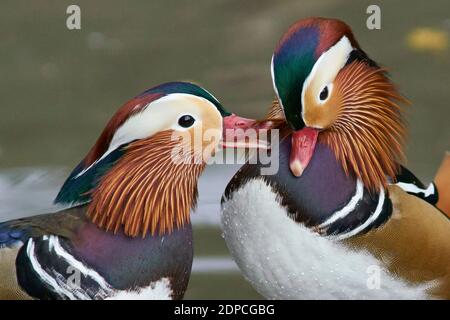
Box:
289, 127, 319, 177
221, 114, 272, 149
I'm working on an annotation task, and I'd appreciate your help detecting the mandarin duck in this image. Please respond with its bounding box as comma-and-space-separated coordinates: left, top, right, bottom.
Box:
221, 18, 450, 299
0, 81, 265, 300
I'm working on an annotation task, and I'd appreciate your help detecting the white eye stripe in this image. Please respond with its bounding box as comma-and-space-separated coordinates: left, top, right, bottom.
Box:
73, 94, 219, 180
108, 94, 210, 149
302, 36, 353, 112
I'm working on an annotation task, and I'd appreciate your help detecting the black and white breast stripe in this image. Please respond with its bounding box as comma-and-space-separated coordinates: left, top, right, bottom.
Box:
315, 180, 392, 240
394, 165, 439, 205
396, 182, 438, 205
16, 236, 112, 300
315, 166, 439, 240
17, 235, 174, 300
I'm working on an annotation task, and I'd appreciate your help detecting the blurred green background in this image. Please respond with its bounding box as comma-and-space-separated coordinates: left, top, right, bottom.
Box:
0, 0, 449, 299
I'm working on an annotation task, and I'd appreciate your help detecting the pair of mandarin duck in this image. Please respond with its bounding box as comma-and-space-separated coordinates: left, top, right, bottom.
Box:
1, 18, 449, 300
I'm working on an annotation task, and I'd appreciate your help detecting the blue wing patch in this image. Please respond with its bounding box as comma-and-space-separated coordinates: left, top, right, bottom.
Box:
0, 223, 29, 248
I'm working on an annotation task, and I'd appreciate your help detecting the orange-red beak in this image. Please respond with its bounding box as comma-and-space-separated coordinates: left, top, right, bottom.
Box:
289, 127, 319, 177
221, 114, 271, 149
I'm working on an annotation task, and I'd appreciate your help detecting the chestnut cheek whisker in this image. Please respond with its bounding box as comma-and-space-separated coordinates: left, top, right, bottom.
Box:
321, 61, 406, 192
88, 130, 205, 238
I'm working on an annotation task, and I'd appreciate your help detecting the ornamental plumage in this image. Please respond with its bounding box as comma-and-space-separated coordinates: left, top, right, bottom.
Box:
0, 81, 267, 300
271, 17, 407, 192
222, 18, 450, 300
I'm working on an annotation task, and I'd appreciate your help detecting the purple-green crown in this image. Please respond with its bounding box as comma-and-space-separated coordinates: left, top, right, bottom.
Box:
272, 18, 358, 130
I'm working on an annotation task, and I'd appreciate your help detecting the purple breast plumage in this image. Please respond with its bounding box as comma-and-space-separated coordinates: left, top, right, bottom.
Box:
223, 137, 392, 239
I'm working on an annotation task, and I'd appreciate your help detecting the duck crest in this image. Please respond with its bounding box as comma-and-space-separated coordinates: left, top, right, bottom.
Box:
273, 18, 359, 130
54, 93, 163, 205
55, 81, 228, 207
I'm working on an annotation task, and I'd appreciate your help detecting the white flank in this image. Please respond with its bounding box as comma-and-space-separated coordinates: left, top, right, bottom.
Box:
221, 179, 430, 299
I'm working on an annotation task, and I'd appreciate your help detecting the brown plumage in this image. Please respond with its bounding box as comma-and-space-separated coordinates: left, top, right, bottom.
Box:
88, 130, 205, 238
263, 94, 449, 299
260, 98, 291, 140
346, 185, 450, 299
84, 93, 163, 167
318, 61, 408, 192
0, 247, 32, 299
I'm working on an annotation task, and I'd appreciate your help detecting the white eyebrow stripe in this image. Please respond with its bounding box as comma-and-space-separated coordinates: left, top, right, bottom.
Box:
73, 93, 217, 180
301, 36, 354, 120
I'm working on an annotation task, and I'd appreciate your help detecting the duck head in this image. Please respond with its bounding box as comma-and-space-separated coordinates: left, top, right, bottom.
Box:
271, 17, 407, 191
55, 81, 267, 237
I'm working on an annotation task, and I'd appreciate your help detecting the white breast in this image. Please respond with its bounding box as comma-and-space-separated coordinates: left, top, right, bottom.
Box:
106, 278, 172, 300
221, 178, 430, 299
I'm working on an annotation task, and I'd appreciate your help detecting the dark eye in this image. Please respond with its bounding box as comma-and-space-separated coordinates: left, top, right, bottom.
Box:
178, 115, 195, 128
319, 86, 329, 101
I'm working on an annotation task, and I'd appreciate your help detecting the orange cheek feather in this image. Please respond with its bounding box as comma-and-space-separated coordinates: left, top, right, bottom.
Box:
303, 87, 341, 129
